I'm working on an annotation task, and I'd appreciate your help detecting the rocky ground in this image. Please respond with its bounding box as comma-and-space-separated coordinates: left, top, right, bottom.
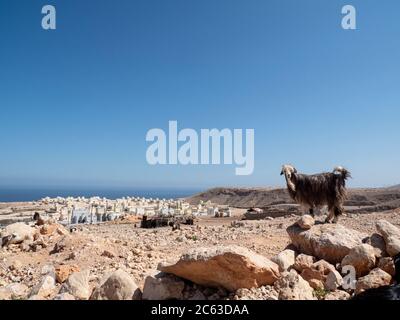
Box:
1, 206, 400, 300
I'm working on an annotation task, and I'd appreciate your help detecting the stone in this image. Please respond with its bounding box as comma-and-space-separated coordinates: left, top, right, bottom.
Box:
0, 222, 36, 245
293, 254, 315, 272
308, 279, 324, 290
300, 259, 336, 289
101, 249, 116, 258
324, 270, 343, 291
274, 270, 315, 300
355, 268, 392, 294
40, 224, 58, 235
297, 215, 315, 230
287, 223, 367, 264
55, 264, 80, 283
364, 233, 387, 258
91, 269, 140, 300
158, 245, 280, 291
60, 270, 91, 300
51, 235, 71, 254
54, 293, 76, 300
324, 290, 351, 300
271, 249, 296, 272
9, 259, 23, 271
341, 244, 376, 277
0, 287, 11, 300
30, 275, 56, 298
142, 271, 185, 300
377, 257, 396, 277
376, 220, 400, 256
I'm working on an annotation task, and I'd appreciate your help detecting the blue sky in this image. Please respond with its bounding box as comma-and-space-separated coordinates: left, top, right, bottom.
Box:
0, 0, 399, 190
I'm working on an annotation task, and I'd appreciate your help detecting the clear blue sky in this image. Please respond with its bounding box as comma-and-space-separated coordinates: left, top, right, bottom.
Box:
0, 0, 399, 190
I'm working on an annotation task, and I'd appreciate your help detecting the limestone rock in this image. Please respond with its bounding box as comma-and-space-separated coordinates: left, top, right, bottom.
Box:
158, 245, 280, 291
377, 257, 395, 277
274, 270, 315, 300
324, 270, 343, 291
324, 290, 351, 300
297, 215, 315, 230
30, 275, 56, 298
287, 223, 367, 264
60, 270, 91, 300
341, 244, 376, 277
55, 264, 80, 283
0, 222, 36, 245
364, 233, 387, 258
355, 268, 392, 294
54, 293, 76, 300
376, 220, 400, 256
293, 254, 315, 272
142, 271, 185, 300
91, 269, 140, 300
272, 249, 296, 272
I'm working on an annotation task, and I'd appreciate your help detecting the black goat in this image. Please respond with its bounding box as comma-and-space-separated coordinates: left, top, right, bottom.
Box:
281, 165, 351, 223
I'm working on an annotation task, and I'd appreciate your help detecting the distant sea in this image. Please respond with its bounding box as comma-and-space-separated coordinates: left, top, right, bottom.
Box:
0, 187, 202, 202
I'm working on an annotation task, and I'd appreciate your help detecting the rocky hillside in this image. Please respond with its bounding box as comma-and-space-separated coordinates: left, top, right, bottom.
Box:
187, 186, 400, 214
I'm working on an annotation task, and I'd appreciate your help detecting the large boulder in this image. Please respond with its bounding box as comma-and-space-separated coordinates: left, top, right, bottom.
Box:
341, 244, 376, 277
1, 222, 36, 245
376, 220, 400, 256
91, 269, 140, 300
271, 249, 296, 272
158, 245, 280, 291
287, 223, 367, 264
142, 271, 185, 300
60, 270, 91, 300
355, 268, 392, 294
274, 270, 315, 300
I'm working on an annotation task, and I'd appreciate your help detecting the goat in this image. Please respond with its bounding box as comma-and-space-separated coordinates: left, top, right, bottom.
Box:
280, 164, 351, 223
352, 253, 400, 300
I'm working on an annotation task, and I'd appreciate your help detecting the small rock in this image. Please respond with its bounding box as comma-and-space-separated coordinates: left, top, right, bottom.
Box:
297, 215, 315, 230
142, 271, 185, 300
293, 254, 315, 272
102, 250, 116, 258
91, 269, 141, 300
274, 270, 316, 300
324, 270, 343, 291
55, 264, 80, 283
341, 244, 376, 277
355, 268, 392, 294
364, 233, 387, 258
272, 249, 296, 272
324, 290, 351, 300
30, 275, 56, 298
54, 292, 76, 300
60, 270, 91, 300
376, 220, 400, 256
377, 257, 395, 277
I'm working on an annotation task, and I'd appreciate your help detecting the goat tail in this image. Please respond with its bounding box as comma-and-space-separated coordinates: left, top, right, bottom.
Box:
333, 166, 351, 181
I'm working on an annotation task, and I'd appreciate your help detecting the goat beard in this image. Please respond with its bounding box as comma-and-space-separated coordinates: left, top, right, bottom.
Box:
284, 173, 296, 192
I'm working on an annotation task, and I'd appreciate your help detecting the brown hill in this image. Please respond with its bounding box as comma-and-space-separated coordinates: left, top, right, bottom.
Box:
187, 186, 400, 215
